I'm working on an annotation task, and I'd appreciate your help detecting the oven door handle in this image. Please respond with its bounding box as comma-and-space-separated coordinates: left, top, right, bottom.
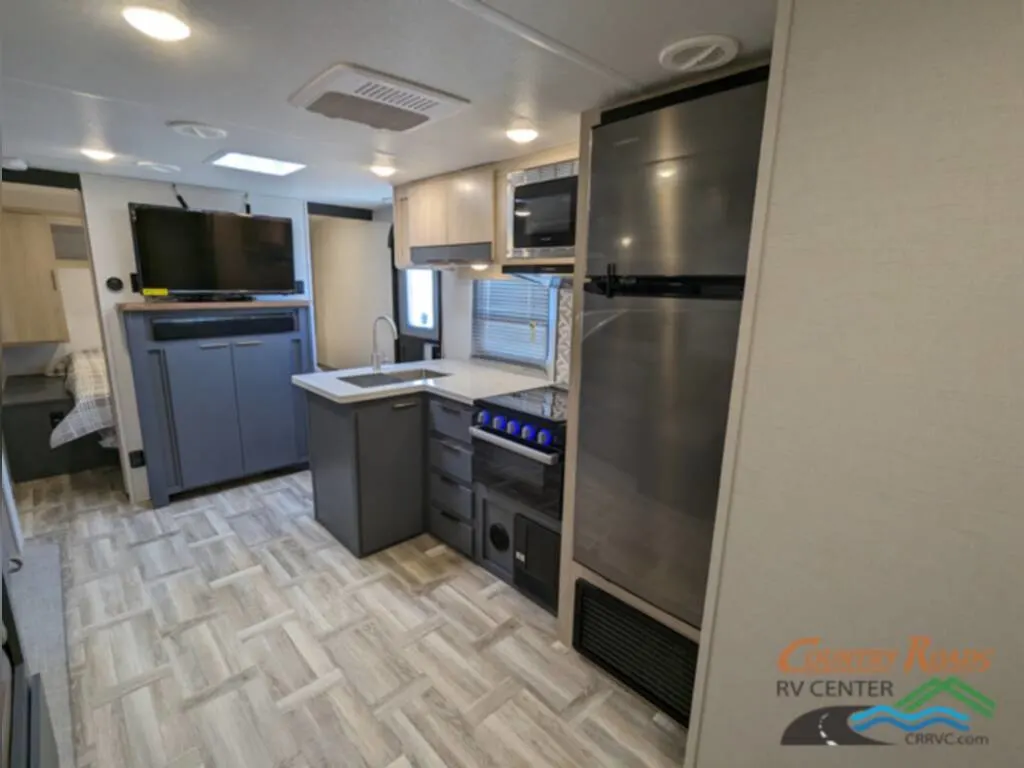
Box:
469, 427, 560, 466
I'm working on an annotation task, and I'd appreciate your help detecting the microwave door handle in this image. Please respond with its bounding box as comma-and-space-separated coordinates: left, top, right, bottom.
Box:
469, 427, 559, 465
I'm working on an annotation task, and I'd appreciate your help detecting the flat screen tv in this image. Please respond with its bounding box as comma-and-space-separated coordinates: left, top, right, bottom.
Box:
130, 204, 296, 296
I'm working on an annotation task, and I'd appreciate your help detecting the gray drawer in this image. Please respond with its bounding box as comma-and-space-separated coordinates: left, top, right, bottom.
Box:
429, 436, 472, 484
429, 505, 474, 558
429, 471, 473, 521
428, 398, 474, 444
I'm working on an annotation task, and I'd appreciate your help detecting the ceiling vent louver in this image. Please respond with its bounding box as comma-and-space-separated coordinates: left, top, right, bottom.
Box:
289, 64, 470, 132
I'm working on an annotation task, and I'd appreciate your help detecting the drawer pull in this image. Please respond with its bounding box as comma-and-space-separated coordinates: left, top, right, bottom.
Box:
234, 340, 263, 347
392, 401, 418, 410
440, 441, 467, 455
439, 510, 461, 523
199, 342, 229, 350
440, 403, 462, 415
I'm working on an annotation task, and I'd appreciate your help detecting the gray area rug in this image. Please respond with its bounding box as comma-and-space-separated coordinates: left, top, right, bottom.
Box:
7, 538, 74, 768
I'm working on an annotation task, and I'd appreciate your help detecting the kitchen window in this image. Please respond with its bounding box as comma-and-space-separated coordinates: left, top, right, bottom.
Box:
472, 280, 554, 369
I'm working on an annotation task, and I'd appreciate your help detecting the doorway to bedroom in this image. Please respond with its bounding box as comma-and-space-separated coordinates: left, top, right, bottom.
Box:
1, 177, 124, 515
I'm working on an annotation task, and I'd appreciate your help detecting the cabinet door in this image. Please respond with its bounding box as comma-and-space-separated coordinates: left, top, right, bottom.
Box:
407, 180, 448, 247
393, 188, 412, 268
233, 335, 304, 474
447, 167, 496, 245
165, 341, 244, 489
0, 213, 69, 345
356, 397, 425, 554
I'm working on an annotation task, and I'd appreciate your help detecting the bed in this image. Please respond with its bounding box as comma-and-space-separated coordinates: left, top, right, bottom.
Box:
49, 350, 117, 449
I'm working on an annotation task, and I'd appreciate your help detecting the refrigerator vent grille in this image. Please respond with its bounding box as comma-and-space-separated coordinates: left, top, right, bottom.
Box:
573, 580, 698, 727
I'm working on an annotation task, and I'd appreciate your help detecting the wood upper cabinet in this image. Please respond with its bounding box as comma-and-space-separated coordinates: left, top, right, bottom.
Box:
447, 166, 495, 245
395, 166, 497, 266
407, 178, 449, 248
1, 212, 70, 345
392, 188, 412, 268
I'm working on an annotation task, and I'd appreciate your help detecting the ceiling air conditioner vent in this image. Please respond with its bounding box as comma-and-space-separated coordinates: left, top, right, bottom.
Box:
290, 64, 470, 132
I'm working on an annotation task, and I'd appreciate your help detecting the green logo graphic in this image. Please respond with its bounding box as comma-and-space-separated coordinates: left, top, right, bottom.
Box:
896, 677, 996, 719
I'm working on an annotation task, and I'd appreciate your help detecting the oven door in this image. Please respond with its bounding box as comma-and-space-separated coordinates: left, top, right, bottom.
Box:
470, 427, 563, 520
512, 176, 578, 252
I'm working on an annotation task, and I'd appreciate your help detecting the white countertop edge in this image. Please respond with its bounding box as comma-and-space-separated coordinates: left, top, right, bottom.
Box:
290, 358, 551, 407
291, 376, 476, 406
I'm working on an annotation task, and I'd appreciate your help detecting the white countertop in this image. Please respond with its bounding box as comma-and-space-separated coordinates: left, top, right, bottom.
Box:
291, 358, 550, 406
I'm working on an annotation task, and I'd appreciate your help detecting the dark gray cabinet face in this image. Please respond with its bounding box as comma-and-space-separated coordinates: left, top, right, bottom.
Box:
233, 336, 303, 474
356, 397, 425, 555
307, 395, 359, 552
164, 341, 244, 489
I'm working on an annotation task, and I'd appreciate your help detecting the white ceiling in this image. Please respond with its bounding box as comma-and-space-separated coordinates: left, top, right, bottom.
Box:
0, 0, 775, 207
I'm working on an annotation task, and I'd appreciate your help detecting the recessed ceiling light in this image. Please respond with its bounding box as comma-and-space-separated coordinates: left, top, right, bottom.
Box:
81, 148, 115, 162
619, 236, 634, 247
137, 160, 181, 173
506, 119, 539, 144
370, 153, 397, 178
658, 35, 739, 74
122, 5, 191, 42
470, 264, 489, 271
167, 121, 228, 140
210, 151, 305, 176
657, 167, 677, 179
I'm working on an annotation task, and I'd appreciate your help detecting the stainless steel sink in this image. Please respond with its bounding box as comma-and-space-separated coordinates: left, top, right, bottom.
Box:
385, 368, 450, 382
338, 368, 450, 388
338, 373, 403, 388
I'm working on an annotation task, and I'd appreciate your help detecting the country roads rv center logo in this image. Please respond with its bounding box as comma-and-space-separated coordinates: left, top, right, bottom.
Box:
778, 636, 995, 747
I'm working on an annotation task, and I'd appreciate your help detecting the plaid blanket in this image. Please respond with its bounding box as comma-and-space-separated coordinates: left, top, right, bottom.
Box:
50, 350, 117, 449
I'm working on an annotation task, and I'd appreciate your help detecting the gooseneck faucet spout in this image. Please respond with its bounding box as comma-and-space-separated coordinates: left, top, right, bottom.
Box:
370, 315, 399, 372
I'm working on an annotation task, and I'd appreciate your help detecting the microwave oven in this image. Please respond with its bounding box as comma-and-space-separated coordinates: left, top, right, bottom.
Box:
509, 160, 578, 260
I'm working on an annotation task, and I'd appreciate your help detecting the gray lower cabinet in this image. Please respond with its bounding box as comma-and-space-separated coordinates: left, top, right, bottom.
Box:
234, 335, 307, 473
357, 398, 425, 554
425, 397, 476, 556
124, 306, 314, 507
165, 342, 245, 490
307, 393, 425, 557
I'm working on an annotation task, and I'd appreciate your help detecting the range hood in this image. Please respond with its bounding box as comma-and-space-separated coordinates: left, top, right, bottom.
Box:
502, 263, 573, 288
410, 243, 491, 268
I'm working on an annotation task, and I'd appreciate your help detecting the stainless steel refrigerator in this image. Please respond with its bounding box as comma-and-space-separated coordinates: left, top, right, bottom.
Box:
574, 69, 769, 631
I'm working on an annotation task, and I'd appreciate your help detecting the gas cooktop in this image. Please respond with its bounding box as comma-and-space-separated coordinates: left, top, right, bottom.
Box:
476, 386, 570, 423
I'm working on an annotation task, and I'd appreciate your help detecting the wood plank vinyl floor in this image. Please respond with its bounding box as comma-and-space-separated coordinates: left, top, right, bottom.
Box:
16, 468, 687, 768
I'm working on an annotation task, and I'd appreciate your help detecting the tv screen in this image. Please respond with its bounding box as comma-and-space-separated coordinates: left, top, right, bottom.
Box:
130, 204, 296, 294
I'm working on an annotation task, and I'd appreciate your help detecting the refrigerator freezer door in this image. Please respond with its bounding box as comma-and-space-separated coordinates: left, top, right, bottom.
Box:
587, 79, 768, 278
573, 292, 742, 628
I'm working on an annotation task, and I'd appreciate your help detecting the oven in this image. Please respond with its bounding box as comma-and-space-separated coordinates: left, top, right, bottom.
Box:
470, 427, 564, 521
510, 174, 578, 259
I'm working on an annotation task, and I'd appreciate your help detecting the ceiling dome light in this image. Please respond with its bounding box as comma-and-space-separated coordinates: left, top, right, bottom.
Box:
81, 148, 115, 162
137, 160, 181, 173
506, 119, 538, 144
167, 121, 228, 140
658, 35, 739, 74
122, 6, 191, 42
370, 153, 397, 178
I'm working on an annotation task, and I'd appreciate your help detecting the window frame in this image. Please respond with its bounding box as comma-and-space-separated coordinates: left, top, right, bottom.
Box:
471, 278, 558, 374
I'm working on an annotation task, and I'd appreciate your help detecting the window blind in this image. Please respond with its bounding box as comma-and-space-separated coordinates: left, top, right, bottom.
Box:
472, 280, 552, 368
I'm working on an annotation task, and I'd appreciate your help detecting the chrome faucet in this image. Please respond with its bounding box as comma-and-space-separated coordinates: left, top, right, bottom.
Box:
370, 315, 399, 372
